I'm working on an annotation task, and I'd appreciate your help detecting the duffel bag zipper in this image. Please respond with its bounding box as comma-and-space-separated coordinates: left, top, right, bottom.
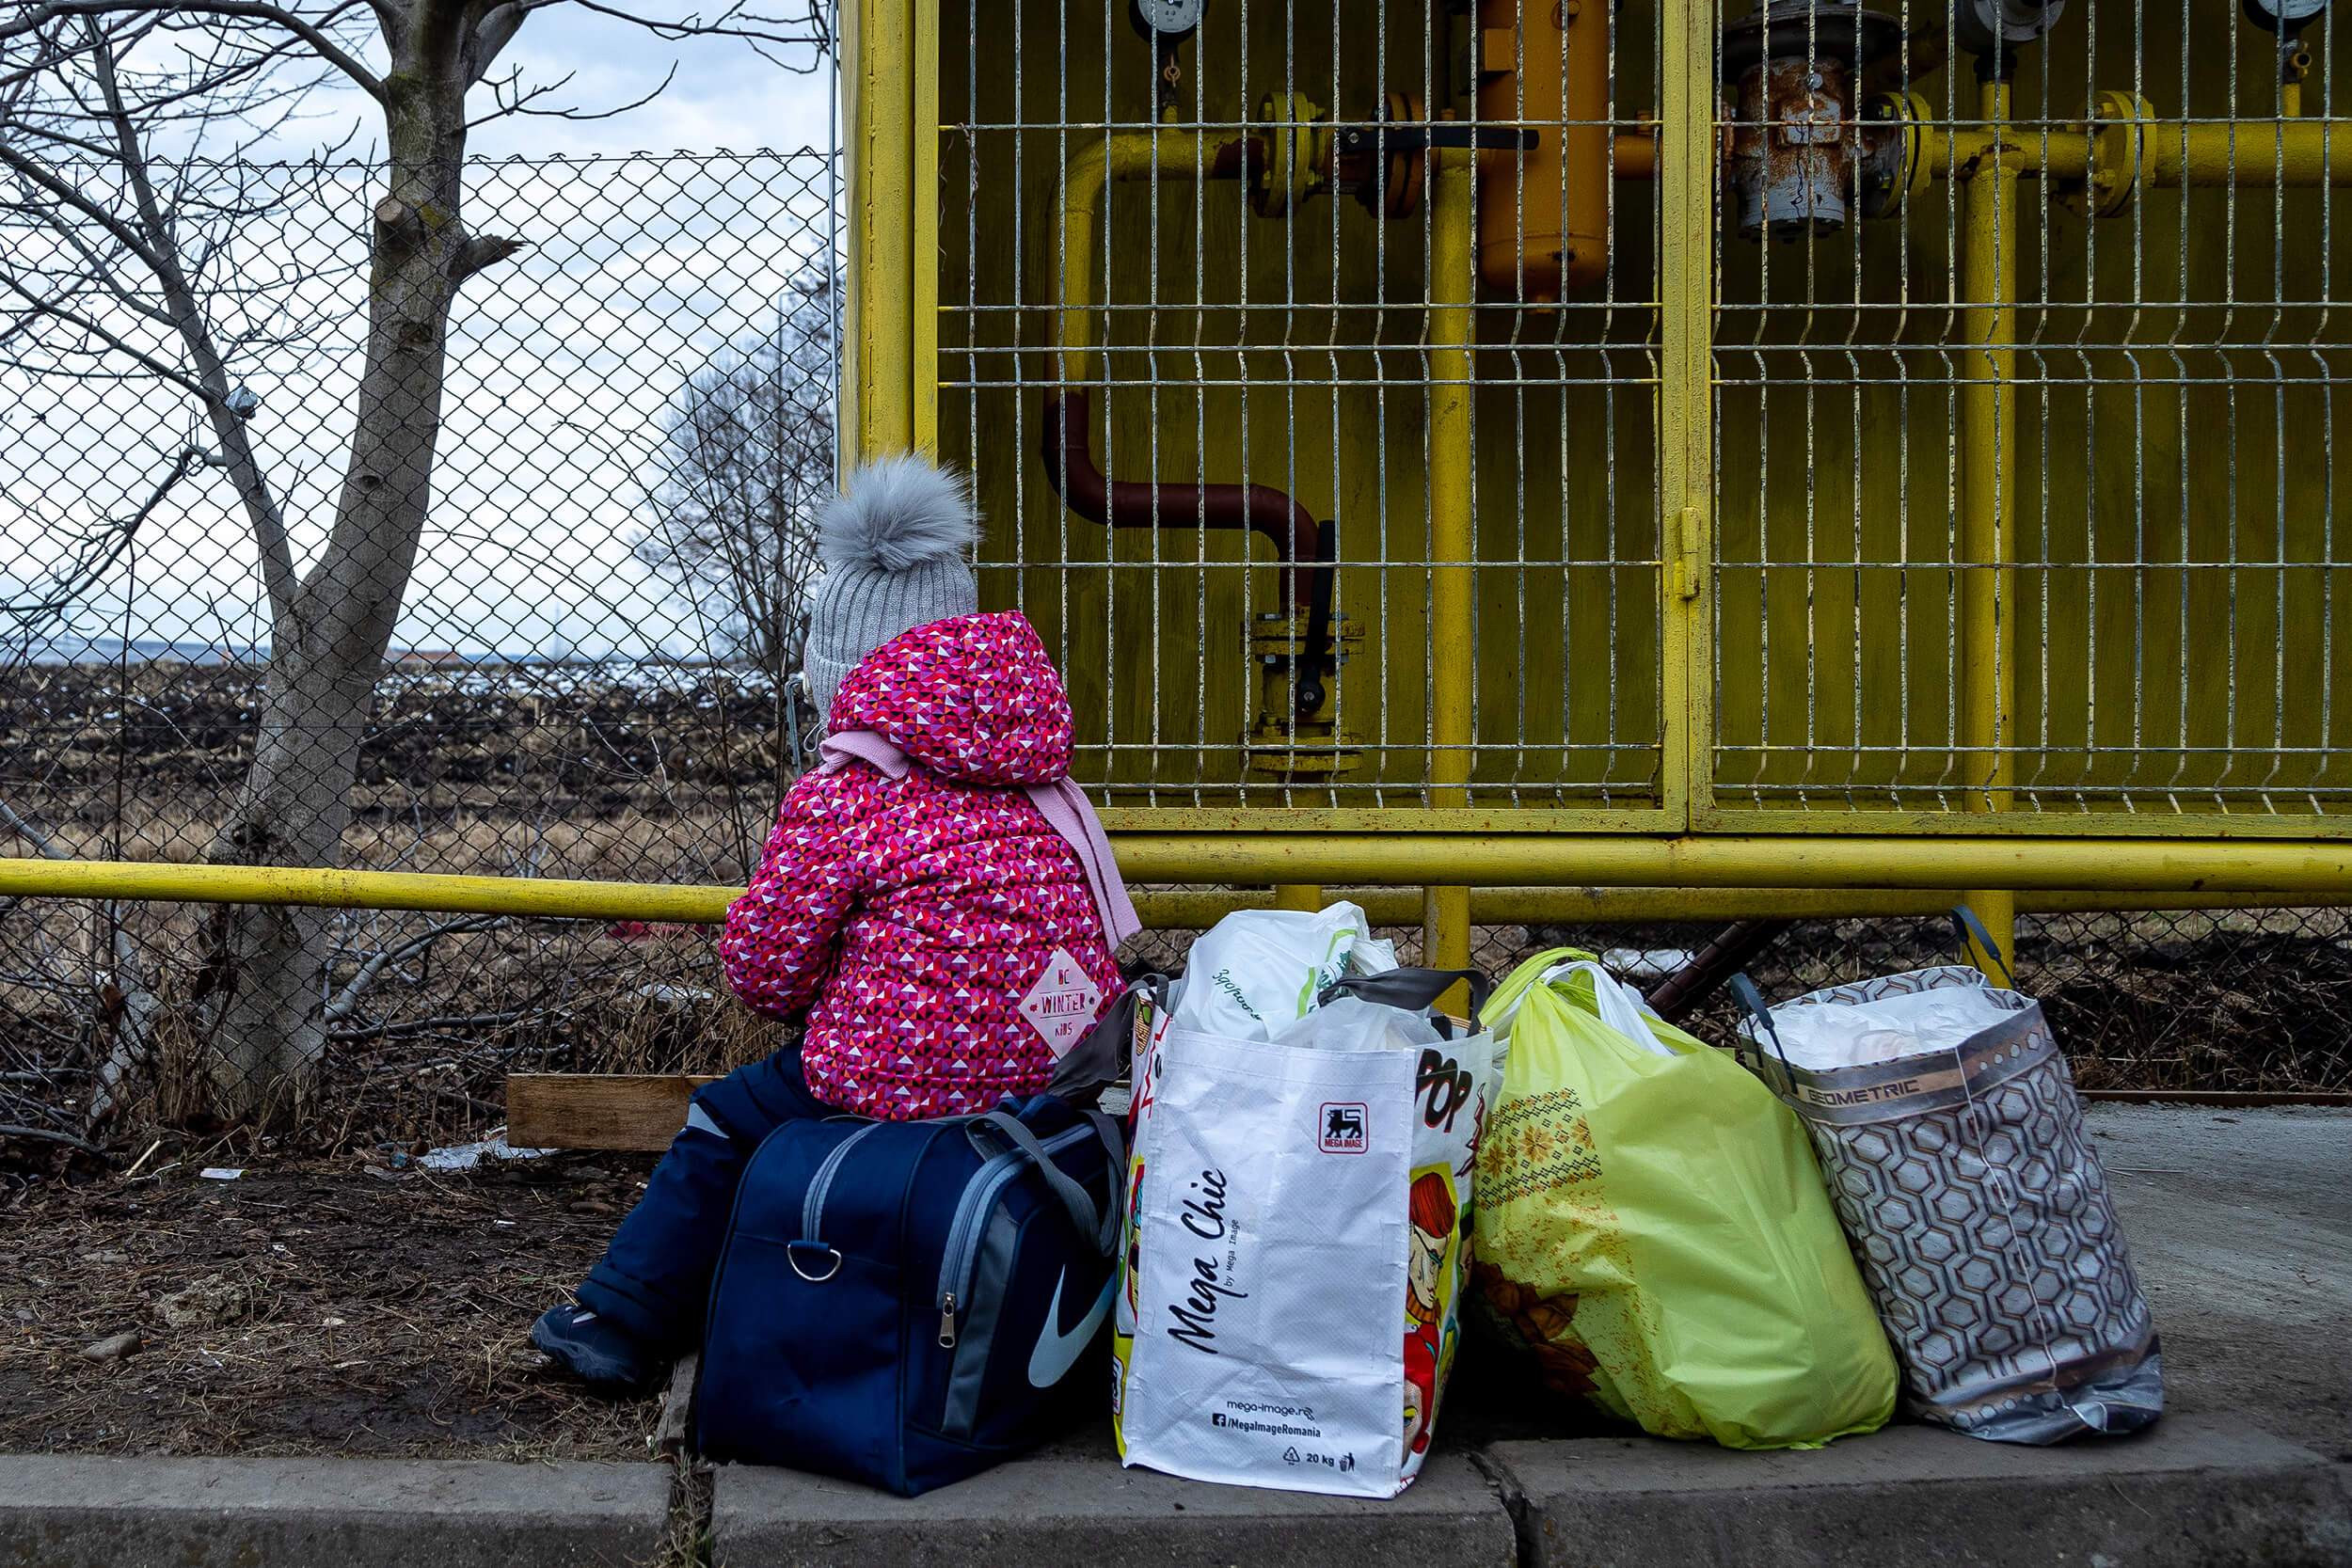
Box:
933, 1122, 1096, 1349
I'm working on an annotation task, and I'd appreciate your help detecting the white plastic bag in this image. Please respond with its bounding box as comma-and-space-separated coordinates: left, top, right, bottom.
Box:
1486, 958, 1675, 1057
1755, 982, 2017, 1069
1166, 902, 1375, 1042
1113, 967, 1495, 1497
1271, 995, 1440, 1055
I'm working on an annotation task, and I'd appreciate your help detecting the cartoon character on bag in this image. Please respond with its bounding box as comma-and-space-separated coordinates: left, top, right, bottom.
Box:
1403, 1169, 1461, 1454
1119, 1160, 1145, 1332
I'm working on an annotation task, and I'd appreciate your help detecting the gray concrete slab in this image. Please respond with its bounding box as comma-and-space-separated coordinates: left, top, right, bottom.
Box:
708, 1449, 1516, 1568
0, 1455, 672, 1568
2090, 1104, 2352, 1461
1487, 1413, 2351, 1568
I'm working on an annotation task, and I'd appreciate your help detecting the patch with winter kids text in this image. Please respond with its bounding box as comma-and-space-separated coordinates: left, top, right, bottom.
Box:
1020, 947, 1104, 1057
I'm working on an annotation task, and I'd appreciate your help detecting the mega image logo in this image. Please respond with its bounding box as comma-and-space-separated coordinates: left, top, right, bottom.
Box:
1318, 1101, 1369, 1154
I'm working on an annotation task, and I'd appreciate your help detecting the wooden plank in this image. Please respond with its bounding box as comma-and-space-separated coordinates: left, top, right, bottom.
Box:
506, 1073, 717, 1151
656, 1350, 700, 1458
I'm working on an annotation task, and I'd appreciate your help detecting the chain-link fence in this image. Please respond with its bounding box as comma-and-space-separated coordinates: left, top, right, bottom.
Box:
3, 150, 832, 1153
3, 143, 2346, 1176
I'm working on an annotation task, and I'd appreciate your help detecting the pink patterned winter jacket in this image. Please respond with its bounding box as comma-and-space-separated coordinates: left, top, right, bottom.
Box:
718, 611, 1120, 1119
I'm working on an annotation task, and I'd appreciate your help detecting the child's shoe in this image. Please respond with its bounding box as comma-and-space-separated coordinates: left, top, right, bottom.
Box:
531, 1302, 658, 1394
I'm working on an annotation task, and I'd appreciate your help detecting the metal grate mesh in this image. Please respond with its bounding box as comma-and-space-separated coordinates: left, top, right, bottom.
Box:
937, 0, 1666, 806
1709, 0, 2352, 817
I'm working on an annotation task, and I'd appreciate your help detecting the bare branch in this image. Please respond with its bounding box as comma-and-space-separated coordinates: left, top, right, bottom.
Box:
82, 18, 300, 620
0, 273, 213, 393
2, 445, 214, 629
0, 1123, 105, 1155
86, 920, 163, 1130
464, 0, 527, 85
0, 800, 67, 860
471, 59, 676, 129
0, 141, 173, 276
449, 229, 525, 281
324, 915, 505, 1025
557, 0, 831, 60
0, 0, 387, 101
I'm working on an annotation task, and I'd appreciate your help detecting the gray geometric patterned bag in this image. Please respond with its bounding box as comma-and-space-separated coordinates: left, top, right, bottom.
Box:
1733, 956, 2163, 1445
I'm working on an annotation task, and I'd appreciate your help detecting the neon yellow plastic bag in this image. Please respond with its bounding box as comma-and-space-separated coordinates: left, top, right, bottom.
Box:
1469, 949, 1899, 1449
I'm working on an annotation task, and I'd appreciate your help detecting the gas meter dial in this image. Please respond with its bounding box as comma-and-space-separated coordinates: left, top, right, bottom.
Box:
2243, 0, 2326, 31
1950, 0, 2065, 56
1129, 0, 1204, 41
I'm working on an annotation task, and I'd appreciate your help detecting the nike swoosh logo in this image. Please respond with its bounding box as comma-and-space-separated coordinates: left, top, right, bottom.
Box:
1027, 1270, 1116, 1389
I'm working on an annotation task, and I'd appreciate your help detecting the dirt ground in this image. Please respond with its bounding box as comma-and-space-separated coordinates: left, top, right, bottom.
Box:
0, 1149, 662, 1458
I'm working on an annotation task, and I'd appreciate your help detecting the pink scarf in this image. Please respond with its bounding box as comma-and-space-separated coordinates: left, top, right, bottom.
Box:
817, 730, 1140, 944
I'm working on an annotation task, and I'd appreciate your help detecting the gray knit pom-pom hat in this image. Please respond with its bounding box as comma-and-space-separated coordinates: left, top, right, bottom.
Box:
803, 454, 980, 721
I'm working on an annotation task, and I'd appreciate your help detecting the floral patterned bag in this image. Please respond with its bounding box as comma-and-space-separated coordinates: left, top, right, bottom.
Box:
1470, 949, 1899, 1449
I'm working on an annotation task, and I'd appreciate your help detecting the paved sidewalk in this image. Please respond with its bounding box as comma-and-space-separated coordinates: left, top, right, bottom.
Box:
0, 1105, 2344, 1568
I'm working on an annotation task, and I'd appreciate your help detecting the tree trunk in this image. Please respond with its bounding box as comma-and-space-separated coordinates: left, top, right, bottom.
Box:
199, 15, 508, 1125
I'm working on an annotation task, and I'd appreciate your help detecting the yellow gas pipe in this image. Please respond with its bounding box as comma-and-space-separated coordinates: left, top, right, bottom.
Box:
1046, 128, 1339, 916
1958, 73, 2019, 977
17, 843, 2352, 921
1049, 129, 1251, 388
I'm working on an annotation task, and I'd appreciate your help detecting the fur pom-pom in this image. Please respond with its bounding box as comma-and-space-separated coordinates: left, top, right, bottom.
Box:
816, 455, 978, 572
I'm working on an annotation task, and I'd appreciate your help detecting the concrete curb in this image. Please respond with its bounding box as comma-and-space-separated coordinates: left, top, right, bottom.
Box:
2, 1418, 2345, 1568
707, 1449, 1518, 1568
1484, 1415, 2352, 1568
0, 1455, 673, 1568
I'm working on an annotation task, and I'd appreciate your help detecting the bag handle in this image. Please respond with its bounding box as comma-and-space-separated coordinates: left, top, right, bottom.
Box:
1043, 973, 1169, 1107
973, 1110, 1122, 1257
1727, 973, 1795, 1076
1537, 958, 1677, 1055
1948, 904, 2019, 990
1318, 965, 1492, 1027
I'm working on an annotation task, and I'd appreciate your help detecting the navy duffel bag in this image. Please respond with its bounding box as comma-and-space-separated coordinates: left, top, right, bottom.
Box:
695, 1091, 1126, 1495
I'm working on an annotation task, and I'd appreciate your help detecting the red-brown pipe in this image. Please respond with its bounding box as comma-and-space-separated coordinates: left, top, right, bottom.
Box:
1039, 388, 1318, 617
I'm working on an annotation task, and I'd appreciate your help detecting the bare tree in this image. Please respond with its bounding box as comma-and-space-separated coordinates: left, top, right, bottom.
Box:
0, 0, 825, 1125
634, 266, 835, 680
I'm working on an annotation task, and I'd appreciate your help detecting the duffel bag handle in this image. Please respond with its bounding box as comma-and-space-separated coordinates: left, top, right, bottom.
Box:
1727, 973, 1794, 1075
974, 1109, 1125, 1257
1319, 965, 1493, 1027
1044, 973, 1169, 1108
1948, 904, 2019, 990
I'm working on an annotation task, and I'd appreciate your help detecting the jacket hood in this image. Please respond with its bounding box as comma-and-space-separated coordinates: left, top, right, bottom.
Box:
825, 611, 1074, 784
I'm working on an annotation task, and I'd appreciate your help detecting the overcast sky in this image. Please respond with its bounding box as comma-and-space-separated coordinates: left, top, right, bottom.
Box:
248, 5, 837, 162
4, 6, 838, 664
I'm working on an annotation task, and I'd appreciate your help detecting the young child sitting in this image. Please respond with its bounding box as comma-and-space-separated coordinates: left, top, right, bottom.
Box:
532, 455, 1136, 1391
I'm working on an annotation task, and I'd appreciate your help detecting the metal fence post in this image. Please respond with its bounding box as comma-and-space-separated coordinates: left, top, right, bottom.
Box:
1425, 139, 1478, 998
1658, 0, 1715, 829
1960, 69, 2020, 974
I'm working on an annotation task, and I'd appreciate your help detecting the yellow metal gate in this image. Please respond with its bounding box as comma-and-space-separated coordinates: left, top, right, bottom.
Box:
823, 0, 2352, 969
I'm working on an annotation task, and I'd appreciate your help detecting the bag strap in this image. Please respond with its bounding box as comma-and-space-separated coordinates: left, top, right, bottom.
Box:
1043, 973, 1169, 1107
1727, 973, 1795, 1076
1949, 904, 2019, 990
1319, 965, 1492, 1024
973, 1110, 1121, 1256
1532, 958, 1676, 1055
1081, 1107, 1127, 1251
